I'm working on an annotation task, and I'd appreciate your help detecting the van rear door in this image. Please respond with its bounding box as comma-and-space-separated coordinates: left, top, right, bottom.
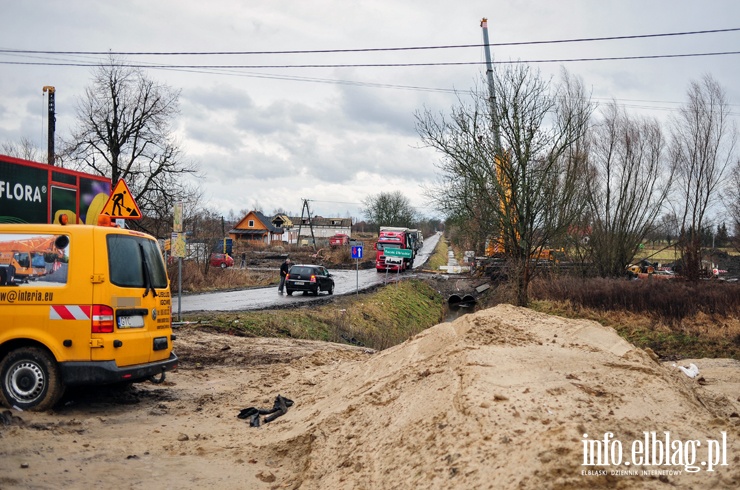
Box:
91, 230, 172, 366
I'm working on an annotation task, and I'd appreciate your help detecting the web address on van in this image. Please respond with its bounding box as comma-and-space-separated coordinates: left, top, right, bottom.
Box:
0, 290, 54, 303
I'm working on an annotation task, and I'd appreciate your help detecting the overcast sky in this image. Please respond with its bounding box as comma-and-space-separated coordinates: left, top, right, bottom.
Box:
1, 1, 739, 220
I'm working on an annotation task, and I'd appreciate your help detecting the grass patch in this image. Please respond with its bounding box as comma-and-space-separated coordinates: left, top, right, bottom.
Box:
426, 238, 449, 271
181, 279, 445, 350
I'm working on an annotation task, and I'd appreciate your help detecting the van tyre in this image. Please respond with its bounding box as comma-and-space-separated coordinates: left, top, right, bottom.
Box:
328, 284, 334, 295
0, 347, 65, 411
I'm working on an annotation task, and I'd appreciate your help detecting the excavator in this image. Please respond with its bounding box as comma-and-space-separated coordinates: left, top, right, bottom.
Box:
0, 235, 65, 285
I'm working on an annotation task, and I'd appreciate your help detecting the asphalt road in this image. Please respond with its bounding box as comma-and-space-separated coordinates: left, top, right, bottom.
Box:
175, 232, 441, 314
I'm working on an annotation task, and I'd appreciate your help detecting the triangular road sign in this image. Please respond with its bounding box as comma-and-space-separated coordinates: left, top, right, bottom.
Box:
101, 179, 142, 220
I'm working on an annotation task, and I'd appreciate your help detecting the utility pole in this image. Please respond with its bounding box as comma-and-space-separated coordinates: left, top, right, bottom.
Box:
42, 86, 56, 165
480, 19, 502, 153
297, 199, 317, 250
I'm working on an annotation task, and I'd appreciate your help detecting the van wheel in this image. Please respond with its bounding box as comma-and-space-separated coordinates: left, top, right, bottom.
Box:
0, 347, 65, 411
328, 284, 334, 295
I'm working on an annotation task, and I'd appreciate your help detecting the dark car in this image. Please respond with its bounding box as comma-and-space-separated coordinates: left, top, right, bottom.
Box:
285, 264, 334, 296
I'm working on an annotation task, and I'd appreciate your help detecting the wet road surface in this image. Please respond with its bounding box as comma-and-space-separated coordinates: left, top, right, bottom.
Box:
176, 232, 441, 314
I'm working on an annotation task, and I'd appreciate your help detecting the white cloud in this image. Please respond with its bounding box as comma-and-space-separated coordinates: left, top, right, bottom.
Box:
1, 0, 739, 224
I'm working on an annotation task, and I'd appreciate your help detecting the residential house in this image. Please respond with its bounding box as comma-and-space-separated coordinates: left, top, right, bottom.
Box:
229, 210, 284, 244
271, 214, 299, 244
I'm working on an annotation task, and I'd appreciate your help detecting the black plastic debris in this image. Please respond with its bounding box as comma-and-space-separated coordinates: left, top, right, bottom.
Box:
238, 395, 294, 427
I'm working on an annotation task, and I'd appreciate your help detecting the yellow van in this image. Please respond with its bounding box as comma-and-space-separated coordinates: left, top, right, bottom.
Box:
0, 222, 177, 410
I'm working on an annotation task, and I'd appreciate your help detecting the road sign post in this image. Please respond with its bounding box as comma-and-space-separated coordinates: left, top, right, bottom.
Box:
384, 248, 411, 282
384, 256, 404, 285
351, 246, 363, 295
172, 231, 187, 322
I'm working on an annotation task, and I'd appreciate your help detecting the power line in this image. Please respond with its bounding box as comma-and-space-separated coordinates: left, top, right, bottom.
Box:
2, 50, 739, 69
310, 199, 363, 205
2, 29, 738, 116
4, 55, 738, 116
1, 27, 738, 56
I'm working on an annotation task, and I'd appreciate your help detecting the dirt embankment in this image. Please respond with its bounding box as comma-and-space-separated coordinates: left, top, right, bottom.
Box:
1, 305, 739, 489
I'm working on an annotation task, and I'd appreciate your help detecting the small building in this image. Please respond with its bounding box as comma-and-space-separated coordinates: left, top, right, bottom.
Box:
229, 211, 284, 244
289, 216, 352, 243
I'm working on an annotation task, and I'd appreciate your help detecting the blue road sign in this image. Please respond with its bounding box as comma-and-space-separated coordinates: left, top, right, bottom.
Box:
351, 245, 363, 259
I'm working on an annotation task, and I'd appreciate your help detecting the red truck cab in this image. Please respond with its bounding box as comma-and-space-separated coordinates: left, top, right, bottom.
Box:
375, 227, 414, 272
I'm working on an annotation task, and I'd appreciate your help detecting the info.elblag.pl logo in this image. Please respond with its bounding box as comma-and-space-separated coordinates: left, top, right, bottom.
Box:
581, 431, 730, 475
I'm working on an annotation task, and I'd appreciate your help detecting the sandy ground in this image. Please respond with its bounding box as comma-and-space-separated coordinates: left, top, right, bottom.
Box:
1, 304, 739, 489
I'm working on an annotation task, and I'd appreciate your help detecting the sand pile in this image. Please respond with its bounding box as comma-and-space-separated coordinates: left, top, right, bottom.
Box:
253, 304, 739, 489
1, 305, 738, 489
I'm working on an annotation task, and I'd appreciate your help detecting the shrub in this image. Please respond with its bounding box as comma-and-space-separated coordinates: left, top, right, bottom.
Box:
530, 277, 740, 323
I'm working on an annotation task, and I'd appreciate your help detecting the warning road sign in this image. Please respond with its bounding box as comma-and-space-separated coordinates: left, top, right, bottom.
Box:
101, 179, 142, 220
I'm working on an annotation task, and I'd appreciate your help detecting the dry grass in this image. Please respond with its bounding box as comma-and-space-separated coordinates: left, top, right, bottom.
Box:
529, 277, 740, 360
530, 276, 740, 321
168, 260, 275, 293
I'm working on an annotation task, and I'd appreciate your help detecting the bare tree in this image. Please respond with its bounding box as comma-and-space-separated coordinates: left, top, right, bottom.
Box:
63, 56, 199, 230
586, 102, 673, 277
670, 75, 737, 279
418, 66, 592, 306
726, 162, 740, 250
1, 137, 41, 161
362, 191, 417, 229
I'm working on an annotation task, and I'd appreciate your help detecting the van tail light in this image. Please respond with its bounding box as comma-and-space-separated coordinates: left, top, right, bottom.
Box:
310, 275, 317, 283
92, 305, 115, 333
286, 273, 290, 280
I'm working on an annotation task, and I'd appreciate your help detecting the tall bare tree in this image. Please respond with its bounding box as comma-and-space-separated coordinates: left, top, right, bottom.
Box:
362, 191, 417, 229
63, 56, 199, 233
670, 75, 737, 279
726, 162, 740, 250
586, 102, 673, 277
1, 137, 41, 161
418, 66, 592, 306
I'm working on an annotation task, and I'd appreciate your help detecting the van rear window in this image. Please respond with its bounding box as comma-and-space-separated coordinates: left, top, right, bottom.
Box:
0, 233, 69, 287
108, 235, 168, 289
